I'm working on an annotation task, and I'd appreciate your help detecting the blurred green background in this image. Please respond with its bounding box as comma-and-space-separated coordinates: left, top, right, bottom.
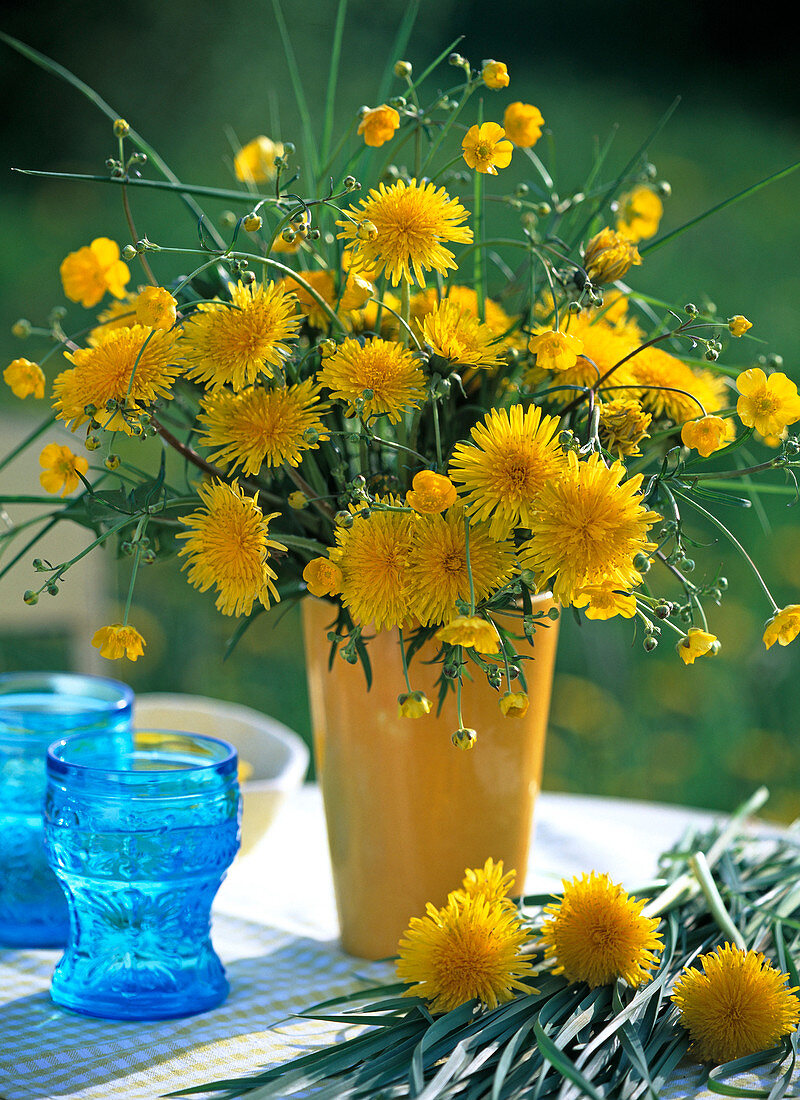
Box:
2, 0, 799, 819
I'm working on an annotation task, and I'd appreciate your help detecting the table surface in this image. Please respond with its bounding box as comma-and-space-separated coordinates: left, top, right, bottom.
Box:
0, 788, 779, 1100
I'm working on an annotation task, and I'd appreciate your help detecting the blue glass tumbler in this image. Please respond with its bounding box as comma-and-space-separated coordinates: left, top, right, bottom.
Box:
44, 729, 240, 1019
0, 672, 133, 948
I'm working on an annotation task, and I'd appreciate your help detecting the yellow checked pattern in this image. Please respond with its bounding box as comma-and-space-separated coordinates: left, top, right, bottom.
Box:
0, 914, 391, 1100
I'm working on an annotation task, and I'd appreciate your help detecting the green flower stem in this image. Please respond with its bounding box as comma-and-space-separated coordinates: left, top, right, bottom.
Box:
672, 487, 779, 613
472, 160, 485, 323
0, 516, 59, 584
688, 851, 747, 950
10, 168, 284, 207
431, 396, 444, 468
31, 516, 137, 594
456, 663, 465, 729
283, 464, 335, 521
397, 627, 413, 694
122, 518, 148, 627
0, 415, 57, 476
463, 512, 476, 615
419, 80, 478, 177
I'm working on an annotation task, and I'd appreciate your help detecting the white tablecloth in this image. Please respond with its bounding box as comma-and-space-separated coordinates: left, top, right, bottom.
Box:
0, 789, 760, 1100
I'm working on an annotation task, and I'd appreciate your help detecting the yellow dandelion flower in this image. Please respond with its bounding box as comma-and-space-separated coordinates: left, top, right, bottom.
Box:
406, 470, 458, 514
458, 859, 517, 906
624, 347, 727, 424
502, 102, 544, 148
672, 943, 800, 1064
597, 399, 652, 458
4, 358, 45, 399
60, 237, 131, 308
519, 452, 660, 606
481, 61, 510, 89
573, 583, 637, 620
330, 500, 415, 630
583, 227, 642, 285
90, 292, 140, 342
39, 443, 89, 496
615, 186, 663, 242
278, 268, 373, 331
181, 281, 300, 391
176, 480, 285, 617
441, 285, 519, 342
449, 404, 567, 539
435, 615, 500, 654
763, 604, 800, 650
528, 329, 584, 372
197, 380, 328, 475
302, 556, 343, 599
406, 505, 516, 626
53, 325, 182, 434
397, 691, 432, 719
420, 299, 504, 370
676, 628, 720, 665
728, 315, 753, 338
135, 286, 177, 331
317, 336, 426, 423
461, 122, 513, 176
358, 104, 400, 147
736, 368, 800, 437
681, 415, 729, 457
541, 871, 663, 988
499, 691, 529, 718
336, 178, 472, 287
396, 892, 534, 1015
91, 624, 146, 662
234, 135, 283, 184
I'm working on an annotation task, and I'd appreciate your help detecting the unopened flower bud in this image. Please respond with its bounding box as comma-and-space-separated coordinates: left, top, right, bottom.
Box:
113, 118, 130, 138
633, 552, 651, 572
343, 175, 359, 191
219, 210, 237, 229
643, 635, 658, 652
32, 558, 47, 572
394, 60, 412, 79
46, 583, 59, 596
104, 454, 121, 471
281, 227, 296, 243
283, 142, 296, 156
242, 270, 256, 285
319, 339, 337, 358
657, 180, 671, 198
11, 319, 31, 339
547, 606, 560, 621
448, 52, 467, 67
356, 219, 378, 241
122, 244, 137, 261
303, 427, 320, 444
243, 213, 262, 232
684, 302, 698, 316
142, 549, 157, 564
23, 590, 39, 605
335, 510, 354, 528
85, 435, 101, 451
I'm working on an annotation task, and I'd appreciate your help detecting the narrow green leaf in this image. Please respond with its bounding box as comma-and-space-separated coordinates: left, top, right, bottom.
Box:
270, 0, 319, 184
320, 0, 348, 171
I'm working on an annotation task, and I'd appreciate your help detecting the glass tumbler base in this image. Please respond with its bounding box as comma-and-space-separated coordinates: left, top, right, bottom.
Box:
50, 969, 229, 1020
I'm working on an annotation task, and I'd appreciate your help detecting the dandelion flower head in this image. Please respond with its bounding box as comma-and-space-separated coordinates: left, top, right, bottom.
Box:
317, 336, 426, 423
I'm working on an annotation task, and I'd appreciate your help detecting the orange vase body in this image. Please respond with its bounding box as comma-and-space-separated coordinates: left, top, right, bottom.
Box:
302, 597, 559, 959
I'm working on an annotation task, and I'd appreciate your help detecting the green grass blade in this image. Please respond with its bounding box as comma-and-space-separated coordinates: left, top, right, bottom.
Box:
12, 167, 281, 206
320, 0, 348, 173
0, 32, 225, 248
376, 0, 421, 105
270, 0, 319, 186
642, 160, 800, 256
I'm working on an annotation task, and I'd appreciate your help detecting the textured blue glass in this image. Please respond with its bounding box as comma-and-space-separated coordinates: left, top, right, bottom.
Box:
44, 729, 241, 1020
0, 672, 133, 948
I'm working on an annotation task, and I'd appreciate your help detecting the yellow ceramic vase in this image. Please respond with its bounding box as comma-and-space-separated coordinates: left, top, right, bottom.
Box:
302, 597, 559, 960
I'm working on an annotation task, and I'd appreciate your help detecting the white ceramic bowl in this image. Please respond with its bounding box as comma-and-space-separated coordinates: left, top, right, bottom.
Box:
133, 693, 309, 856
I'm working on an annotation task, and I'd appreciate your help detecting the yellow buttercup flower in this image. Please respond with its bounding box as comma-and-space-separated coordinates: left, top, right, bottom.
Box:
672, 943, 800, 1064
4, 358, 45, 399
615, 186, 663, 242
135, 286, 177, 331
461, 122, 513, 176
736, 368, 800, 437
397, 692, 432, 719
583, 227, 642, 285
181, 281, 301, 391
60, 237, 131, 308
519, 452, 660, 606
435, 615, 500, 654
420, 299, 505, 371
763, 605, 800, 650
405, 470, 458, 514
528, 329, 584, 372
541, 871, 663, 988
337, 178, 473, 287
53, 325, 182, 434
573, 584, 637, 620
176, 480, 285, 617
681, 415, 729, 457
481, 60, 510, 89
396, 891, 534, 1015
406, 505, 516, 626
728, 315, 753, 337
597, 399, 652, 458
302, 556, 343, 599
91, 624, 146, 662
502, 102, 544, 148
197, 380, 328, 475
676, 628, 720, 665
449, 404, 567, 539
499, 691, 529, 718
357, 104, 400, 147
317, 336, 426, 423
330, 499, 415, 630
39, 443, 89, 496
234, 135, 284, 184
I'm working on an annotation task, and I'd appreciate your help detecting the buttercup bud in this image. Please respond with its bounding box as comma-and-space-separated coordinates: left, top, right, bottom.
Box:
452, 727, 478, 750
243, 213, 262, 232
394, 60, 412, 79
113, 119, 130, 138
